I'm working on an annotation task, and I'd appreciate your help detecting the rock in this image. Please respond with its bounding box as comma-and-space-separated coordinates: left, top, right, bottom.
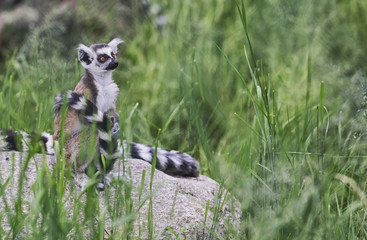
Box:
0, 5, 40, 48
0, 151, 241, 239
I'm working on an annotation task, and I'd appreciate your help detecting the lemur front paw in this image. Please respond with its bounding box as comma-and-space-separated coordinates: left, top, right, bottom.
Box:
110, 115, 120, 139
112, 122, 120, 139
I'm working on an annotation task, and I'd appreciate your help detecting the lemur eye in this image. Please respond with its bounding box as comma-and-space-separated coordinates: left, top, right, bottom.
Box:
111, 53, 116, 59
100, 56, 106, 62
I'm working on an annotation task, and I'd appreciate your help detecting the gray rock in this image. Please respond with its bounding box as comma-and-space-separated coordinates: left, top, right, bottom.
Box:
0, 151, 241, 239
0, 5, 39, 45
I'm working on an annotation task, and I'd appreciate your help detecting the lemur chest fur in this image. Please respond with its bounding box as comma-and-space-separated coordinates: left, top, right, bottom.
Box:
95, 80, 119, 113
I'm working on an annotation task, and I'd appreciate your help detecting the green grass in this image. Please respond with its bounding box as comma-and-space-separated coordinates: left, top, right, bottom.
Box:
1, 0, 367, 238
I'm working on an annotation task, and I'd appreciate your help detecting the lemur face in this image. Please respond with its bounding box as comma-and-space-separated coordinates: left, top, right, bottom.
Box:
77, 38, 124, 74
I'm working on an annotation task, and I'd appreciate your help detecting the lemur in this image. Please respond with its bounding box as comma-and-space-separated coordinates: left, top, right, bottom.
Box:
0, 39, 199, 185
53, 38, 124, 176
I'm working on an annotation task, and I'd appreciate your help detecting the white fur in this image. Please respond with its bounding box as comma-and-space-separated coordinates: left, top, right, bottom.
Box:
94, 73, 119, 113
93, 111, 104, 122
169, 155, 182, 167
20, 131, 30, 152
77, 44, 94, 69
85, 111, 104, 123
140, 152, 153, 163
96, 47, 113, 55
41, 132, 55, 155
67, 90, 87, 111
54, 93, 63, 105
70, 99, 86, 111
98, 130, 112, 141
0, 133, 6, 151
137, 145, 153, 163
157, 151, 168, 168
108, 38, 124, 53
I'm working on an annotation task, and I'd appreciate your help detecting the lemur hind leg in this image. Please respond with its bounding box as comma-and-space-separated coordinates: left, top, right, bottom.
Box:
64, 130, 99, 173
64, 127, 123, 191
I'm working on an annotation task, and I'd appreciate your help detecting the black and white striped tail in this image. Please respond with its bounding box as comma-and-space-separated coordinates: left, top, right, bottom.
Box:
0, 129, 54, 155
128, 142, 199, 177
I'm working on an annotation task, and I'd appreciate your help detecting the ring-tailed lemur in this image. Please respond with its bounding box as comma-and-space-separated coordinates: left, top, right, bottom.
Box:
52, 38, 124, 176
0, 38, 199, 183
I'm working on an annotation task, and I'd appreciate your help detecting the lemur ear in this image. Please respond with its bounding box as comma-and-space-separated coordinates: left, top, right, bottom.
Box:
77, 44, 93, 65
108, 38, 124, 53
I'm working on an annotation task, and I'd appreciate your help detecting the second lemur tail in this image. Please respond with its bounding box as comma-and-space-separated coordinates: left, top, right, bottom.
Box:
0, 129, 54, 155
129, 142, 199, 177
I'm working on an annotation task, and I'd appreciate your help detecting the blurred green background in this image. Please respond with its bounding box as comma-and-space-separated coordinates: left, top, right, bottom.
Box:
1, 0, 367, 238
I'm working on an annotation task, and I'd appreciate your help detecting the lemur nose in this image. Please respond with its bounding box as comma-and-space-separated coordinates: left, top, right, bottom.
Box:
106, 59, 119, 70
